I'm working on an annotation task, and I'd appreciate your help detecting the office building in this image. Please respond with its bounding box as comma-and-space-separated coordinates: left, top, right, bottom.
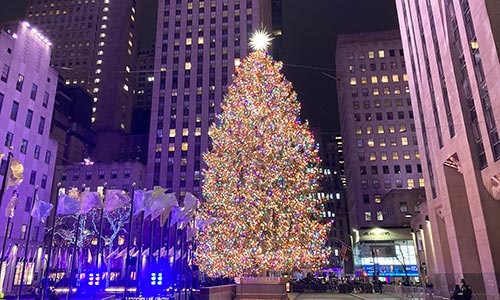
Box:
336, 30, 422, 280
396, 0, 500, 295
26, 0, 139, 160
0, 21, 58, 295
147, 0, 272, 195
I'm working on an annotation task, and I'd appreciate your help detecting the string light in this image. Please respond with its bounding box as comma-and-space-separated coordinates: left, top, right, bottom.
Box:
195, 51, 330, 277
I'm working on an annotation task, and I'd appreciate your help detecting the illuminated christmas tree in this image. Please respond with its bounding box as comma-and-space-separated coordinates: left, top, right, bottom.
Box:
196, 31, 329, 278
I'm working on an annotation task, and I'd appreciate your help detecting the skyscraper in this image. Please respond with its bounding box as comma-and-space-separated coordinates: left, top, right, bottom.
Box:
147, 0, 272, 195
26, 0, 139, 160
396, 0, 500, 295
0, 21, 58, 294
336, 30, 423, 229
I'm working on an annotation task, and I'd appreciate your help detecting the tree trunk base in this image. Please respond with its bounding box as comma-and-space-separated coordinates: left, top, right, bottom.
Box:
235, 277, 288, 300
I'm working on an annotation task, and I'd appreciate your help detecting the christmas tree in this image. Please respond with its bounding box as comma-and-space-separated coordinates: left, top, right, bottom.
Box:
196, 31, 329, 278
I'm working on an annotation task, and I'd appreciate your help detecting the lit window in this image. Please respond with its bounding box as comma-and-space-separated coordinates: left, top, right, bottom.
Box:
355, 127, 362, 135
367, 139, 374, 147
377, 211, 384, 221
118, 235, 124, 245
394, 87, 401, 94
392, 151, 399, 160
183, 128, 189, 136
97, 50, 104, 55
383, 87, 390, 95
185, 62, 192, 70
103, 7, 109, 12
415, 151, 421, 159
148, 76, 154, 82
186, 38, 192, 45
361, 77, 367, 84
379, 139, 386, 147
366, 126, 372, 134
169, 129, 176, 137
370, 152, 376, 161
419, 178, 425, 187
407, 179, 415, 188
99, 42, 105, 47
96, 60, 103, 65
198, 36, 204, 44
381, 152, 388, 161
125, 66, 131, 73
95, 69, 102, 74
401, 137, 408, 146
92, 107, 97, 113
102, 16, 108, 21
378, 125, 384, 134
101, 24, 107, 29
195, 128, 201, 136
93, 88, 99, 93
350, 77, 357, 85
169, 144, 175, 151
123, 84, 129, 91
403, 151, 411, 159
371, 76, 378, 84
378, 50, 385, 58
128, 40, 133, 47
235, 58, 241, 66
100, 33, 106, 38
104, 0, 110, 3
405, 85, 410, 93
131, 15, 135, 22
381, 75, 388, 83
91, 117, 96, 123
403, 74, 408, 81
400, 125, 407, 132
368, 51, 375, 59
392, 74, 399, 82
94, 78, 100, 84
365, 212, 372, 221
373, 88, 379, 96
181, 142, 189, 151
389, 125, 395, 133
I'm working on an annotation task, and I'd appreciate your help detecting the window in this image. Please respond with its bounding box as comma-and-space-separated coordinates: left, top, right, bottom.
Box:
367, 139, 375, 147
98, 170, 105, 179
394, 165, 401, 174
369, 152, 376, 161
10, 101, 19, 121
400, 202, 408, 213
381, 152, 388, 161
360, 166, 366, 175
407, 179, 415, 188
30, 83, 38, 100
381, 75, 389, 83
20, 139, 28, 154
373, 180, 380, 189
25, 109, 33, 128
41, 175, 47, 189
382, 165, 389, 174
111, 169, 118, 179
365, 212, 372, 221
373, 88, 379, 96
85, 170, 92, 180
42, 92, 49, 108
45, 151, 51, 164
5, 132, 13, 147
350, 77, 357, 85
25, 197, 33, 212
371, 166, 378, 174
1, 64, 9, 82
377, 211, 384, 221
124, 168, 131, 178
396, 179, 403, 188
419, 178, 425, 187
379, 138, 386, 147
357, 139, 363, 148
16, 74, 24, 91
29, 170, 36, 185
406, 164, 413, 173
384, 179, 391, 188
38, 117, 45, 134
34, 145, 40, 159
368, 51, 375, 59
378, 50, 385, 58
371, 76, 378, 83
20, 224, 27, 240
401, 137, 408, 146
358, 152, 365, 161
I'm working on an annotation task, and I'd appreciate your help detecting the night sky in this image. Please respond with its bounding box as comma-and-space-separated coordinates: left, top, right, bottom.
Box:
0, 0, 399, 136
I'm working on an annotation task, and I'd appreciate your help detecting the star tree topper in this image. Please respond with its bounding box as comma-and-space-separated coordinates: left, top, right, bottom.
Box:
249, 29, 273, 52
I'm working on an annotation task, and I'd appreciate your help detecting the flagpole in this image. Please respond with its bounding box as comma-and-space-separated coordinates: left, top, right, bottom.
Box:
0, 189, 16, 294
123, 183, 136, 299
95, 183, 107, 271
41, 183, 61, 300
18, 188, 37, 300
135, 210, 145, 296
66, 212, 81, 300
0, 150, 13, 208
148, 218, 155, 269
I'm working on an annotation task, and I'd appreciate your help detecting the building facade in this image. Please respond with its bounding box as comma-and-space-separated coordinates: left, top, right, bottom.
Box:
131, 42, 155, 135
396, 0, 500, 296
336, 30, 423, 229
336, 30, 422, 281
319, 134, 352, 275
26, 0, 139, 160
0, 22, 58, 295
51, 76, 96, 165
147, 0, 272, 196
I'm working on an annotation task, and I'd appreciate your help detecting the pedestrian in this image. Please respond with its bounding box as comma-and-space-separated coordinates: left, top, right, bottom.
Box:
451, 284, 461, 300
460, 279, 472, 300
